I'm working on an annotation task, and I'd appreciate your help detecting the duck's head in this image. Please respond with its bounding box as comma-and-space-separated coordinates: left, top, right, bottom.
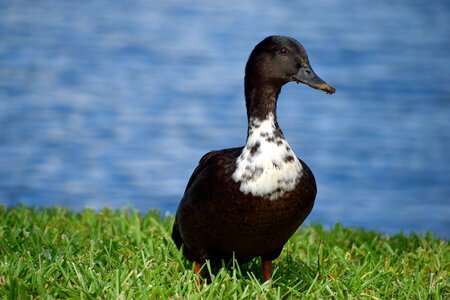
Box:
245, 35, 335, 94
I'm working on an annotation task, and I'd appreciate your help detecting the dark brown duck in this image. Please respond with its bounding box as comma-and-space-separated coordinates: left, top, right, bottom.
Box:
172, 35, 335, 281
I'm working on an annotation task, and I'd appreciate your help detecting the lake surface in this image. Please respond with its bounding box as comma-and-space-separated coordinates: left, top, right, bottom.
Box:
0, 0, 449, 238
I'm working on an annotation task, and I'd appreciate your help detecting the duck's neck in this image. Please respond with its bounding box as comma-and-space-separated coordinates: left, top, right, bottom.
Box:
233, 81, 303, 200
244, 81, 283, 138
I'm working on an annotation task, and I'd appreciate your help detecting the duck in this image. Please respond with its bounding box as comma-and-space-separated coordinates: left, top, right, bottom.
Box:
172, 35, 335, 282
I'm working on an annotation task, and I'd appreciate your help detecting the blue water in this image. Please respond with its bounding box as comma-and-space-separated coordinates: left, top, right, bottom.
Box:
0, 0, 449, 238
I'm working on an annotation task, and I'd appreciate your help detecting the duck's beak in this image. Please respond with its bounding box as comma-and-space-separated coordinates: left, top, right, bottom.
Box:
292, 66, 335, 94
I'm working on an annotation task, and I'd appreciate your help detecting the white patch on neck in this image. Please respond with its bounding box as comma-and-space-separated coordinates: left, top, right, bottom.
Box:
232, 113, 303, 200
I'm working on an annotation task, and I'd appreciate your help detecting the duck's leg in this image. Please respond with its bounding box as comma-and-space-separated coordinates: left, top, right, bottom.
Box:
194, 262, 203, 288
194, 262, 203, 275
261, 259, 273, 281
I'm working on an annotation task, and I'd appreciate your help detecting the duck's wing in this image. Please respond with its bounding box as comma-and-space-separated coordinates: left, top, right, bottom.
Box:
183, 151, 221, 194
184, 147, 243, 193
172, 147, 243, 252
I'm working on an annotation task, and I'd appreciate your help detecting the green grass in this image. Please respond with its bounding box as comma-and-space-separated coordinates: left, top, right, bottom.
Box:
0, 206, 448, 299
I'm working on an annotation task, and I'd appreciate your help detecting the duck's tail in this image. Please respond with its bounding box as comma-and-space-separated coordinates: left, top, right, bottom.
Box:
171, 217, 183, 250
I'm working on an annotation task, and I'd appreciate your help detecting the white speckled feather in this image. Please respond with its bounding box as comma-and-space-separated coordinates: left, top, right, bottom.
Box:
232, 113, 303, 200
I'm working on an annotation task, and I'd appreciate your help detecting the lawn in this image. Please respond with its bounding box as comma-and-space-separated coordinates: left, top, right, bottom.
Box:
0, 205, 447, 299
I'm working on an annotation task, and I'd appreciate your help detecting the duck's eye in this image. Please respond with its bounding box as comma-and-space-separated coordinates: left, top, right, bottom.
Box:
278, 47, 288, 55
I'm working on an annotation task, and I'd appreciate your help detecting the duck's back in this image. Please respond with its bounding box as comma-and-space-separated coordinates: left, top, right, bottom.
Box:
172, 146, 316, 266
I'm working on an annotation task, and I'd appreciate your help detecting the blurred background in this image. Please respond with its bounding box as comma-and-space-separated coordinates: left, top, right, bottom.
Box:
0, 0, 449, 237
